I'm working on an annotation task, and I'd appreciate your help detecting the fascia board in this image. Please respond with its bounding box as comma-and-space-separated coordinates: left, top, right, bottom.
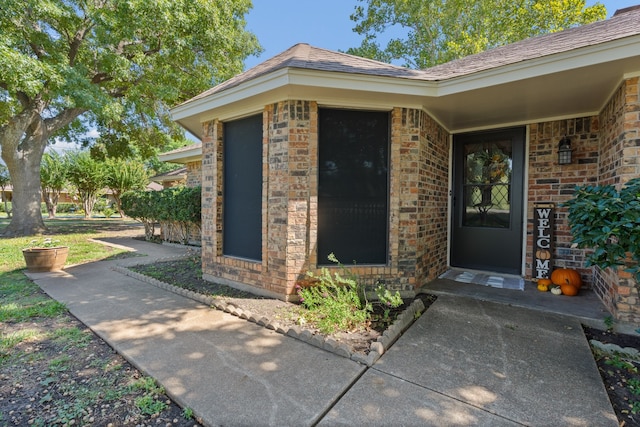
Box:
436, 35, 640, 96
171, 68, 293, 121
171, 68, 438, 121
158, 148, 203, 163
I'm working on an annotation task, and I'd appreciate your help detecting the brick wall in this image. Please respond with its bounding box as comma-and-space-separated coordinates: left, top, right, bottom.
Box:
199, 104, 450, 299
186, 161, 202, 187
526, 117, 599, 285
593, 77, 640, 322
392, 108, 449, 288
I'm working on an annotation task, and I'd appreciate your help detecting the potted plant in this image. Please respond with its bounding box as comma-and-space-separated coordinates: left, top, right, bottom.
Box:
22, 237, 69, 272
564, 177, 640, 284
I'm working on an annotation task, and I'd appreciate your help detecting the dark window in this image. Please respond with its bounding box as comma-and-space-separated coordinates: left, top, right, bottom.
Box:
318, 109, 389, 265
223, 114, 262, 260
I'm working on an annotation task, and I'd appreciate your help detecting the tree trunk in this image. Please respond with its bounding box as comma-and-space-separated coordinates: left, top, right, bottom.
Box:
2, 143, 47, 236
43, 189, 60, 219
1, 101, 84, 237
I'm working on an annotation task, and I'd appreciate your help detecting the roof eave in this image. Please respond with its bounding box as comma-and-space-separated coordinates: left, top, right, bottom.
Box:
158, 147, 203, 164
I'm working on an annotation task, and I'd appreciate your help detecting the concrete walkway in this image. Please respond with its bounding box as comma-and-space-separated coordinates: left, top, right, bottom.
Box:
26, 238, 618, 426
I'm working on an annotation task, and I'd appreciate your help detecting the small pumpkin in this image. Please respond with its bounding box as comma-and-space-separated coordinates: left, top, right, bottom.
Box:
560, 283, 579, 296
551, 268, 582, 289
536, 249, 551, 260
550, 285, 562, 295
537, 278, 552, 292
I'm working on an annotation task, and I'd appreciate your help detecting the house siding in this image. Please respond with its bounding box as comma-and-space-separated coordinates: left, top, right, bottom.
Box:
199, 103, 449, 299
526, 117, 600, 285
593, 77, 640, 323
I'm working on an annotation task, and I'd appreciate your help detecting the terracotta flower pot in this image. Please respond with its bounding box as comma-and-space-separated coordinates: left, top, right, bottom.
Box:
22, 247, 69, 272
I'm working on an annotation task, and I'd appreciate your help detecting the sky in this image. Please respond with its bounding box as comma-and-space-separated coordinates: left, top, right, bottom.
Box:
47, 0, 639, 152
243, 0, 640, 70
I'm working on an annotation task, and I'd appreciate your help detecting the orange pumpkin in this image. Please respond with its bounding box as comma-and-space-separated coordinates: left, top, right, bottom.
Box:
537, 278, 553, 287
560, 283, 579, 296
551, 268, 582, 289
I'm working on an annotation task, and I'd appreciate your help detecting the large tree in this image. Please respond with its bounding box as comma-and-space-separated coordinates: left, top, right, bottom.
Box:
0, 0, 260, 236
348, 0, 606, 68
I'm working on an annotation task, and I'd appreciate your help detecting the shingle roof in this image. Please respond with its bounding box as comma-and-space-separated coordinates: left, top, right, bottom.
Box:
179, 6, 640, 105
181, 43, 426, 104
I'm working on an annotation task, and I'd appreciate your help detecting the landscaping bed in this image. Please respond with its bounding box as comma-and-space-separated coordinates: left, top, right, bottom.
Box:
128, 256, 436, 359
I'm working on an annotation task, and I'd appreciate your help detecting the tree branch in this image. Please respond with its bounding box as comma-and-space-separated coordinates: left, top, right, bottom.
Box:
43, 107, 86, 135
68, 20, 95, 66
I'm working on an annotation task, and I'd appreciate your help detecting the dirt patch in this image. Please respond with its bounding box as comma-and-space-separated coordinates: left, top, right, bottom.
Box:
584, 325, 640, 427
0, 308, 202, 426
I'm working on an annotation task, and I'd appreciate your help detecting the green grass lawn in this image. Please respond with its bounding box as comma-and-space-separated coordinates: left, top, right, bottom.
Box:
0, 217, 139, 270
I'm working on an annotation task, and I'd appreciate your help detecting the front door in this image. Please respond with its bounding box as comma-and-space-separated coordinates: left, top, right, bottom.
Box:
450, 127, 525, 274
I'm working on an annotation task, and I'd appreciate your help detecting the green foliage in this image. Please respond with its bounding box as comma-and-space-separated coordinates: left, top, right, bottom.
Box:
375, 283, 403, 321
604, 315, 615, 332
41, 151, 69, 217
297, 253, 372, 334
0, 164, 11, 218
65, 151, 107, 218
564, 178, 640, 282
105, 158, 149, 216
605, 355, 638, 373
182, 407, 194, 420
131, 378, 167, 416
348, 0, 606, 68
122, 187, 201, 243
121, 191, 160, 240
0, 0, 261, 236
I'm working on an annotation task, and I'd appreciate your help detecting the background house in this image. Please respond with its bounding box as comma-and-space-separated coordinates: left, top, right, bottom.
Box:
170, 8, 640, 322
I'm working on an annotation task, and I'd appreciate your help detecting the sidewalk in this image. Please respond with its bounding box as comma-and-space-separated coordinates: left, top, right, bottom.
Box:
27, 238, 618, 426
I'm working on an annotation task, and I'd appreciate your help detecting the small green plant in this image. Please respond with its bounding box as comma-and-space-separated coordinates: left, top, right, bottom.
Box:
102, 207, 115, 218
131, 377, 168, 416
628, 378, 640, 396
605, 355, 638, 373
135, 393, 168, 416
631, 400, 640, 415
182, 407, 194, 420
24, 237, 63, 249
604, 315, 614, 331
297, 253, 372, 334
375, 283, 403, 321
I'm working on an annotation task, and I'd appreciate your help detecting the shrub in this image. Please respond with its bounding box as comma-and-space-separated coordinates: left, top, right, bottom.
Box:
564, 178, 640, 282
297, 253, 372, 334
121, 186, 201, 242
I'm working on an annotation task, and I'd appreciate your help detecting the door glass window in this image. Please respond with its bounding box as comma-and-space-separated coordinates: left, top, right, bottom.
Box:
462, 140, 512, 228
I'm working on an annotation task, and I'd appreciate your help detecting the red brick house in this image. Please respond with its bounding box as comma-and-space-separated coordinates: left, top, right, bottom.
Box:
171, 8, 640, 322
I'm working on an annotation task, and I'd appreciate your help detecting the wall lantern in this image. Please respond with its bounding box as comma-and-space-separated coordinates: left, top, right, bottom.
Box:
557, 136, 572, 165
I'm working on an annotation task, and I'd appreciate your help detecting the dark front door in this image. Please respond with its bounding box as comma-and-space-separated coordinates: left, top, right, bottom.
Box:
451, 127, 525, 274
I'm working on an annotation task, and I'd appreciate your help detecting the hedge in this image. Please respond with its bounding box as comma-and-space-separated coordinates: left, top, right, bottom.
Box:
121, 186, 201, 243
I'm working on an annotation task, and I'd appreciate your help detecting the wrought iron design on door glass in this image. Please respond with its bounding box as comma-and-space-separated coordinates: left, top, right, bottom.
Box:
462, 139, 512, 228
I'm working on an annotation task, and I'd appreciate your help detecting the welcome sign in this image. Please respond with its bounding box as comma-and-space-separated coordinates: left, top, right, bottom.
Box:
533, 203, 554, 279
